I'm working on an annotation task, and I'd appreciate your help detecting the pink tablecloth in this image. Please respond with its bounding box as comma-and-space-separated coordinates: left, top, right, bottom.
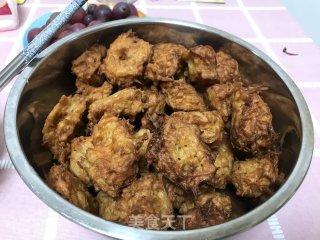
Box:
1, 0, 320, 239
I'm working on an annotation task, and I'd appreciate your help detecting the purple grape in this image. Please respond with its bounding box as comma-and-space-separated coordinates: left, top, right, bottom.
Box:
69, 8, 86, 24
87, 4, 96, 15
93, 5, 112, 22
83, 14, 94, 26
57, 30, 73, 39
88, 20, 103, 27
112, 2, 130, 20
128, 3, 138, 16
68, 23, 86, 32
27, 27, 42, 43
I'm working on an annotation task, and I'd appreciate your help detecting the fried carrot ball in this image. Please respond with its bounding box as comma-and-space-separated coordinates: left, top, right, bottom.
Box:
178, 191, 232, 229
161, 79, 207, 112
216, 51, 239, 83
97, 174, 173, 229
72, 44, 107, 83
230, 86, 276, 154
206, 83, 235, 121
187, 45, 217, 83
145, 43, 189, 82
99, 31, 151, 87
88, 87, 146, 126
80, 114, 139, 197
157, 116, 216, 194
42, 94, 86, 163
47, 164, 97, 213
231, 155, 278, 197
171, 111, 224, 144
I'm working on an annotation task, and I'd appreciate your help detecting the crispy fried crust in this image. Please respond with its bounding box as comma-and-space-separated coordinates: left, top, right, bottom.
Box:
80, 114, 138, 197
69, 136, 93, 184
161, 79, 207, 112
216, 51, 239, 83
231, 156, 278, 197
75, 79, 113, 104
100, 31, 151, 87
42, 95, 86, 163
187, 45, 217, 83
47, 164, 97, 213
171, 111, 224, 144
145, 43, 189, 82
157, 116, 216, 194
231, 87, 276, 154
179, 191, 232, 229
141, 86, 166, 129
97, 174, 173, 229
134, 128, 153, 158
71, 44, 107, 82
88, 87, 146, 126
206, 83, 235, 121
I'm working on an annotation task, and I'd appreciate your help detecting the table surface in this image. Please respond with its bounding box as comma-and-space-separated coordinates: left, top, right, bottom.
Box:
1, 0, 320, 239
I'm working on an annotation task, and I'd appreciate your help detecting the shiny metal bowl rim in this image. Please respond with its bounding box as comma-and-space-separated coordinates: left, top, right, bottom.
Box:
4, 18, 314, 240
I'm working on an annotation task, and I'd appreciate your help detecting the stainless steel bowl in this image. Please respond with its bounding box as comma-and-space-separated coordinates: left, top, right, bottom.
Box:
4, 18, 314, 240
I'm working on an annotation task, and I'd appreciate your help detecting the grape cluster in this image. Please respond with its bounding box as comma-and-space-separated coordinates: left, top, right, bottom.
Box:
27, 2, 139, 45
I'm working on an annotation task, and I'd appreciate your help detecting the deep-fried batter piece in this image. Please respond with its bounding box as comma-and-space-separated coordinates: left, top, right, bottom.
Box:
42, 95, 86, 163
75, 79, 113, 104
178, 191, 232, 229
141, 86, 166, 129
157, 116, 216, 194
145, 43, 189, 82
134, 128, 152, 158
69, 136, 93, 184
187, 45, 217, 83
161, 79, 207, 112
97, 174, 173, 229
71, 44, 107, 82
81, 114, 138, 197
164, 179, 192, 209
88, 87, 146, 126
47, 164, 97, 213
231, 86, 276, 154
231, 155, 278, 197
171, 111, 224, 144
100, 31, 151, 87
216, 51, 239, 83
211, 135, 234, 189
206, 83, 235, 121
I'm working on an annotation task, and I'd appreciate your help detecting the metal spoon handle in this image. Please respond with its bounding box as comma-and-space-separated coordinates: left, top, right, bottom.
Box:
0, 0, 88, 92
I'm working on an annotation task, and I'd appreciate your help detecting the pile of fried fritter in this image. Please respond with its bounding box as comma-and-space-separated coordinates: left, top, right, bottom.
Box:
43, 31, 280, 230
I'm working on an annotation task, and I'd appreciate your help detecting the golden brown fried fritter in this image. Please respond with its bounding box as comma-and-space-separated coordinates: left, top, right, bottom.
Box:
231, 155, 278, 197
211, 135, 234, 189
100, 31, 151, 87
42, 95, 86, 163
206, 83, 235, 121
141, 86, 166, 129
80, 114, 138, 197
145, 43, 189, 82
178, 191, 232, 229
171, 111, 224, 144
69, 136, 93, 184
47, 164, 97, 213
231, 86, 276, 154
187, 45, 217, 83
164, 179, 192, 209
88, 87, 146, 126
71, 44, 107, 82
157, 116, 216, 194
75, 79, 113, 104
97, 174, 173, 229
161, 79, 207, 112
216, 51, 239, 83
